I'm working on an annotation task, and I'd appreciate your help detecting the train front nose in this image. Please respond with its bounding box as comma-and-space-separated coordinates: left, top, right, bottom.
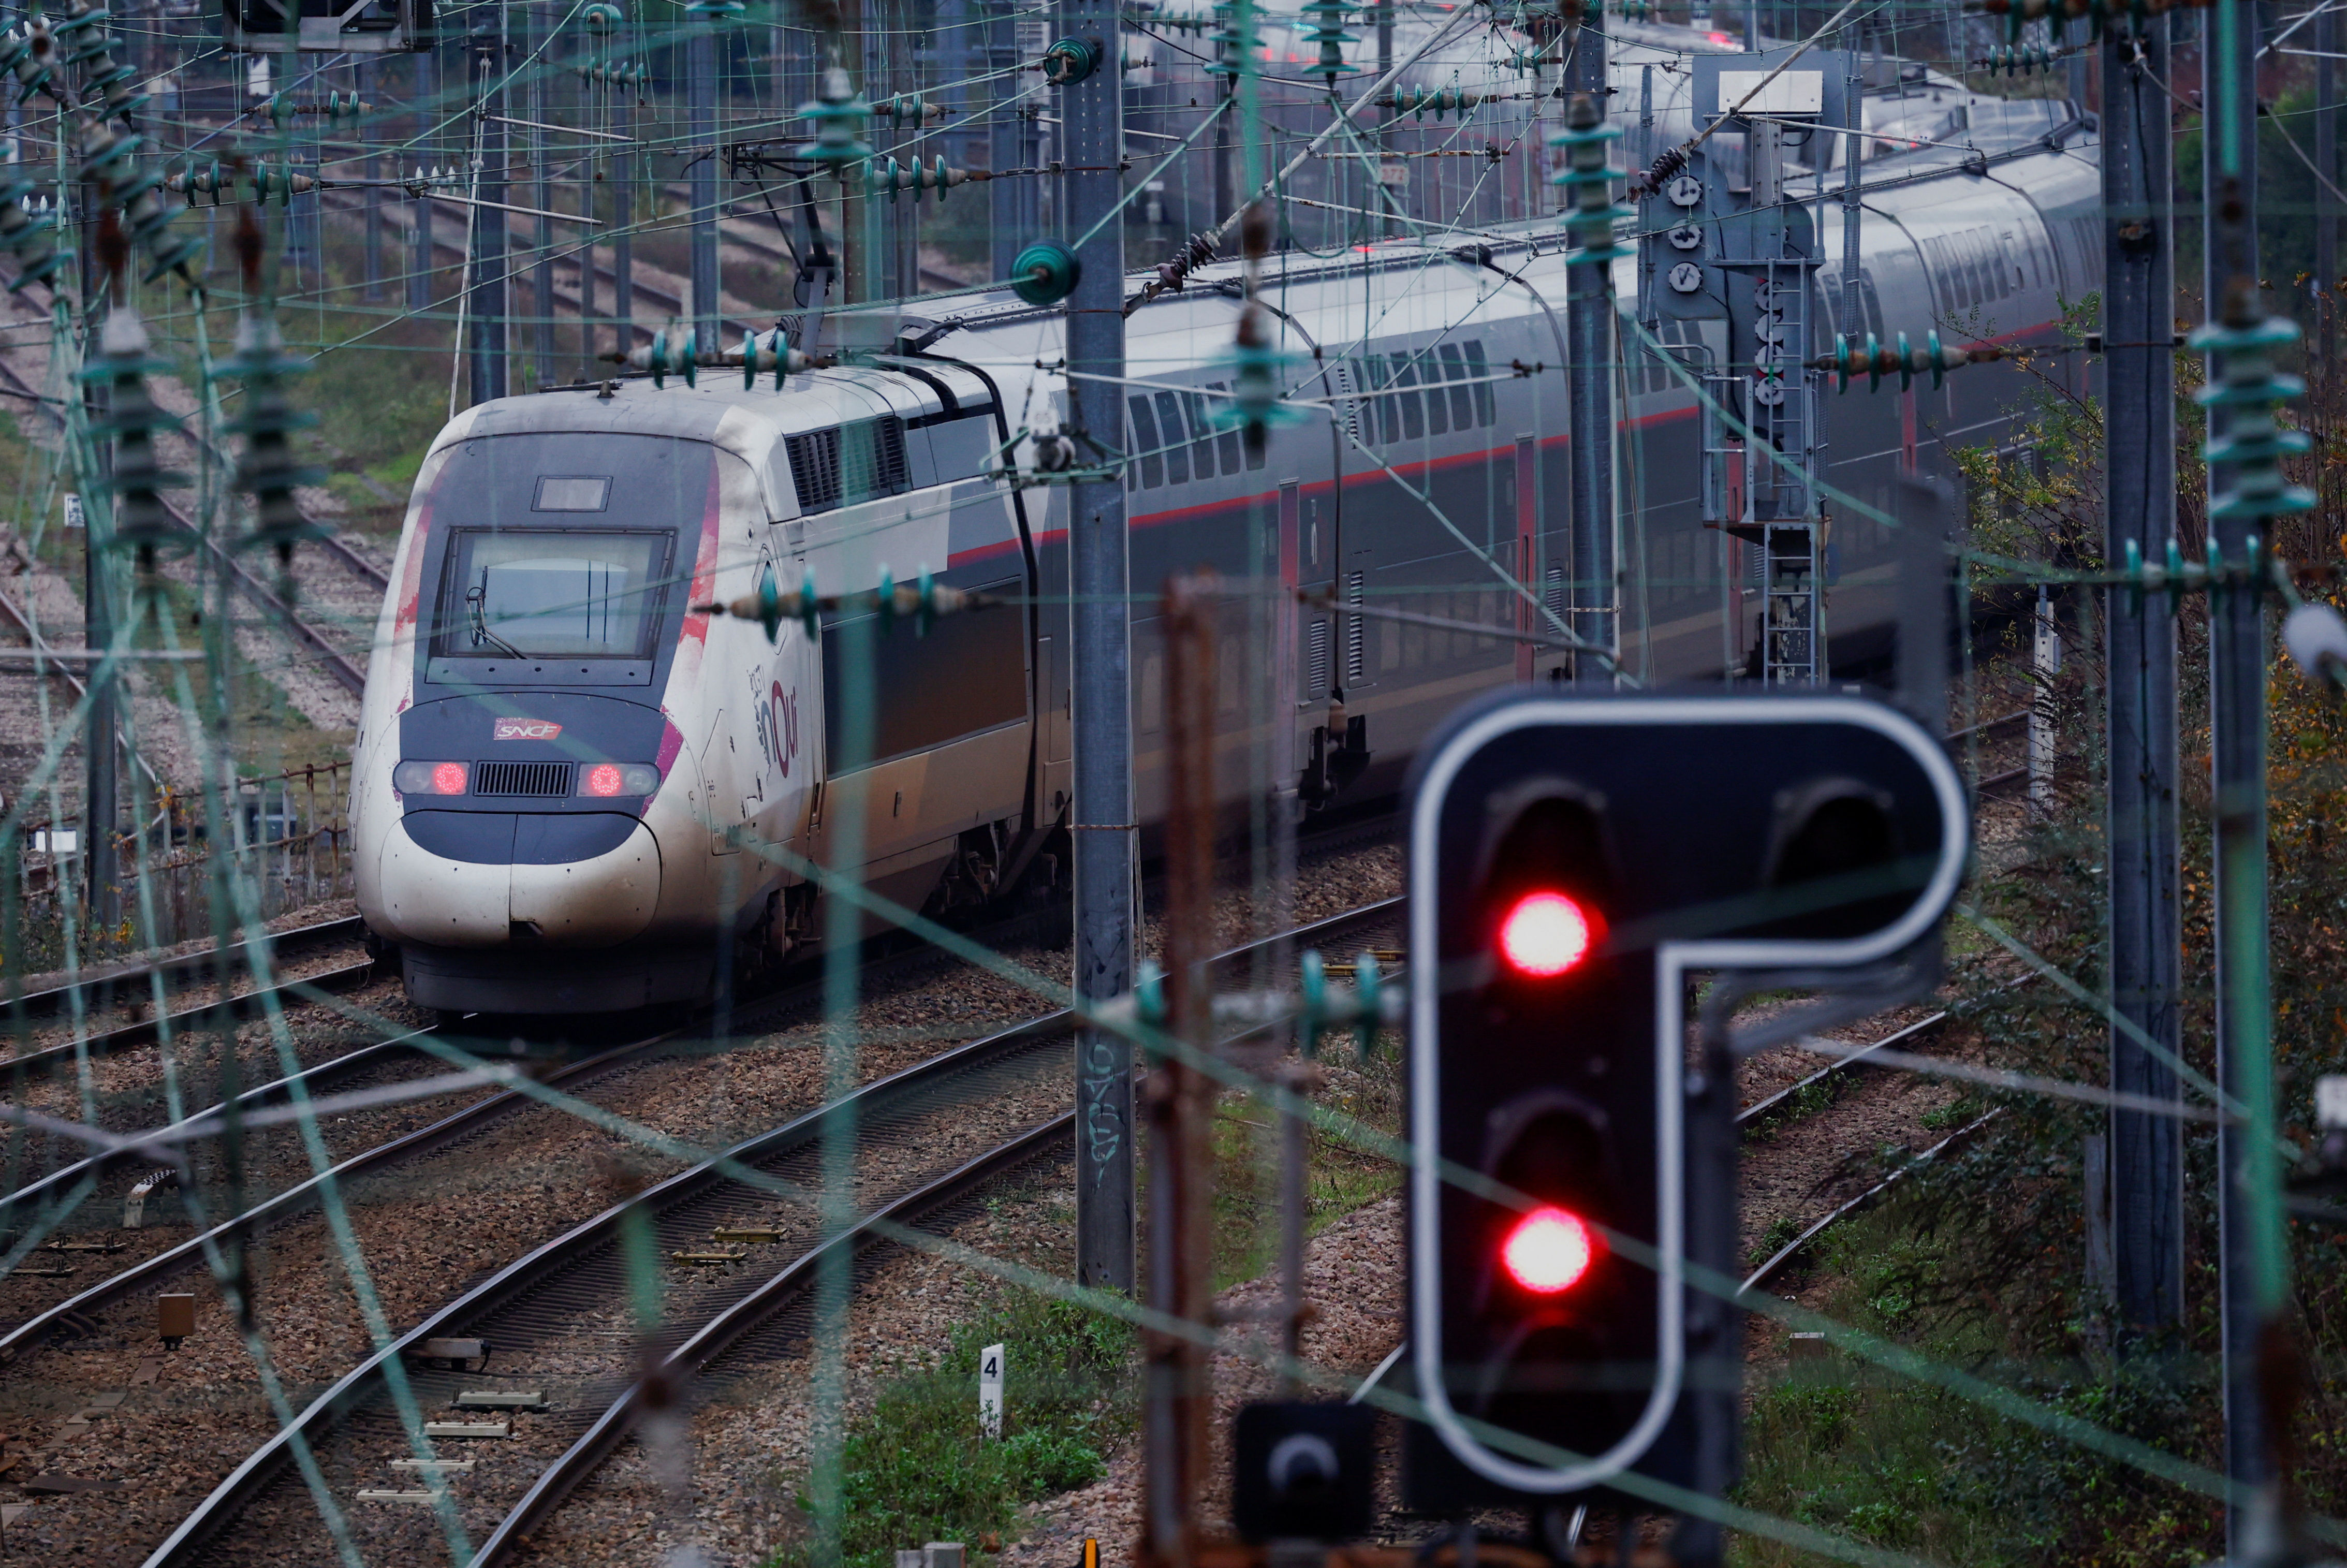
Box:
375, 808, 669, 1013
378, 808, 661, 945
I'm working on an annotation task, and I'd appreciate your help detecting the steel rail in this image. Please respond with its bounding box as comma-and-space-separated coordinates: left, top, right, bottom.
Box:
1733, 975, 2038, 1287
151, 486, 370, 695
1733, 1008, 1956, 1132
0, 580, 85, 699
1739, 1110, 2003, 1294
0, 886, 1097, 1355
1735, 973, 2037, 1134
0, 280, 386, 602
474, 897, 1408, 1560
140, 896, 1404, 1568
317, 187, 755, 343
3, 914, 366, 1029
0, 1032, 429, 1301
0, 1025, 677, 1362
310, 532, 390, 594
0, 953, 376, 1088
474, 1116, 1074, 1563
0, 552, 172, 789
138, 1014, 1074, 1566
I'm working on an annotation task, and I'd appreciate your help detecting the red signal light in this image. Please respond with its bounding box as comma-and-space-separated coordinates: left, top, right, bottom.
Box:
1501, 1205, 1597, 1294
582, 763, 624, 797
431, 761, 467, 796
1498, 890, 1597, 976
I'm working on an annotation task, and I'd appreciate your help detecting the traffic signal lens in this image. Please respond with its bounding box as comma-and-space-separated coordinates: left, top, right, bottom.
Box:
1501, 1205, 1596, 1293
1498, 891, 1595, 976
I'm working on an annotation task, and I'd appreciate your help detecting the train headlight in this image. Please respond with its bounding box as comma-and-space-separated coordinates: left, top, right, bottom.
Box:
393, 760, 468, 796
578, 762, 661, 798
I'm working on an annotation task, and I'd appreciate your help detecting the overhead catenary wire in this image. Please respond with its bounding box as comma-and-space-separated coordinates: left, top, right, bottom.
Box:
0, 5, 2337, 1564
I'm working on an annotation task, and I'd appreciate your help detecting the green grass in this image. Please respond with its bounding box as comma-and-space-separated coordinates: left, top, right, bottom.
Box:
1919, 1100, 1979, 1133
1209, 1031, 1404, 1290
1748, 1212, 1805, 1268
775, 1040, 1405, 1568
776, 1286, 1138, 1568
1730, 1208, 2217, 1568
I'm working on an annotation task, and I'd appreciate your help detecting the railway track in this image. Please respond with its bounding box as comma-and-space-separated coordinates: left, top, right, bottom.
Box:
656, 182, 983, 295
0, 873, 1069, 1344
1736, 976, 2034, 1293
140, 897, 1402, 1567
0, 1027, 471, 1337
321, 182, 973, 371
319, 186, 758, 346
2, 942, 378, 1088
0, 353, 377, 697
1733, 1007, 1961, 1136
5, 914, 367, 1038
1, 916, 392, 1303
0, 824, 1381, 1551
5, 843, 1971, 1556
0, 1022, 662, 1360
1739, 1108, 2001, 1295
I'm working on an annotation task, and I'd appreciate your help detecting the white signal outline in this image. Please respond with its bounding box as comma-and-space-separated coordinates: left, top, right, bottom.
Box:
1408, 694, 1969, 1494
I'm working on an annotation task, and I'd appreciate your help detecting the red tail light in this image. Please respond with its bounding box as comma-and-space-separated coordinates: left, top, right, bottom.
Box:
432, 762, 467, 796
1498, 890, 1597, 977
582, 763, 624, 797
1501, 1205, 1597, 1294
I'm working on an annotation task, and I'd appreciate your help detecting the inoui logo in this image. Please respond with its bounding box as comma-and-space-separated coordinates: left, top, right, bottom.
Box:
492, 717, 563, 741
766, 681, 800, 779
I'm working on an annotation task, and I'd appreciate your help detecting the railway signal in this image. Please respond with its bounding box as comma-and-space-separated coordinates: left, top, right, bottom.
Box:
1406, 691, 1967, 1514
1232, 1402, 1378, 1542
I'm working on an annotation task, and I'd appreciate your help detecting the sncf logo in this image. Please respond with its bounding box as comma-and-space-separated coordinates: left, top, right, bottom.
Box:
493, 717, 563, 741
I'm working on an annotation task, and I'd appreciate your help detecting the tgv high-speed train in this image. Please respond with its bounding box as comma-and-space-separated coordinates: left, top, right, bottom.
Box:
352, 91, 2102, 1016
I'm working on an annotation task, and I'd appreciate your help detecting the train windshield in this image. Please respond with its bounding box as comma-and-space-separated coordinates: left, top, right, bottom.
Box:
437, 527, 674, 661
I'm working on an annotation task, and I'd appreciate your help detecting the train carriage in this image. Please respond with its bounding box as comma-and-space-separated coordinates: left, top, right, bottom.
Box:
354, 87, 2103, 1016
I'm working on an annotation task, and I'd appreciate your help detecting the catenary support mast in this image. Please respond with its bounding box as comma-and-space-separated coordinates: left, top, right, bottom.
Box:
689, 9, 721, 352
2100, 10, 2184, 1341
468, 20, 510, 406
2204, 0, 2271, 1551
1064, 0, 1135, 1295
1564, 7, 1614, 673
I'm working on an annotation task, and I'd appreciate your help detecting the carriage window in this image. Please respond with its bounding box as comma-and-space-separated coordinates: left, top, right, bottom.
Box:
1128, 395, 1164, 489
1464, 340, 1496, 424
1351, 359, 1377, 444
1205, 381, 1244, 473
1184, 390, 1219, 477
435, 528, 673, 662
1154, 391, 1191, 485
1393, 354, 1426, 441
1439, 343, 1476, 430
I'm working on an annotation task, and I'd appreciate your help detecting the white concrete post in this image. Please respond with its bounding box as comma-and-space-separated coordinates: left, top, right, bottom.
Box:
978, 1343, 1004, 1439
